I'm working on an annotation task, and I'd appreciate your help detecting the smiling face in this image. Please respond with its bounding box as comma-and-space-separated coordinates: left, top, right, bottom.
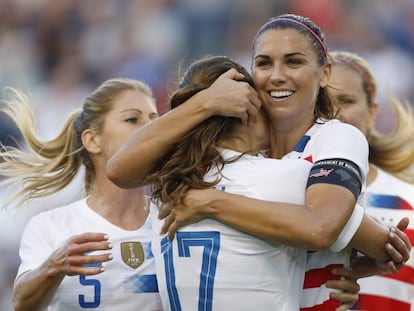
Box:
329, 64, 377, 137
252, 28, 330, 127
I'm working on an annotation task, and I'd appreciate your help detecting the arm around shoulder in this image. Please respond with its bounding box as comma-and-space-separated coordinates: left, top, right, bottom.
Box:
106, 69, 261, 188
164, 187, 354, 250
106, 89, 216, 188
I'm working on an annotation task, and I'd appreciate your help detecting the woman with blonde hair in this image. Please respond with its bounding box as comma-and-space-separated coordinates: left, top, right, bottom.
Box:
330, 50, 414, 311
0, 78, 162, 311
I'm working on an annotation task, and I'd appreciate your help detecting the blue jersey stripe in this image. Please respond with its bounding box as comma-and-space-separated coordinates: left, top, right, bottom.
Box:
293, 135, 311, 152
366, 193, 413, 210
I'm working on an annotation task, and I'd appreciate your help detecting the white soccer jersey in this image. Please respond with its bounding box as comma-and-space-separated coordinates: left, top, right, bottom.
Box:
151, 149, 313, 311
17, 198, 162, 311
282, 119, 369, 311
352, 166, 414, 311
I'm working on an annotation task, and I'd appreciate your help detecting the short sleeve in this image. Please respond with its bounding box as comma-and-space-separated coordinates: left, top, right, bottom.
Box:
311, 121, 369, 185
16, 213, 56, 279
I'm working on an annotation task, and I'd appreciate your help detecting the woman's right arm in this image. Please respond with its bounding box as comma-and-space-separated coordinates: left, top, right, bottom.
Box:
106, 69, 261, 188
13, 265, 65, 311
159, 188, 410, 261
159, 187, 352, 250
13, 233, 112, 311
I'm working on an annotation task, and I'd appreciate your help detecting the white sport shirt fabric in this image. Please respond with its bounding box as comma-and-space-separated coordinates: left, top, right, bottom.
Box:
352, 166, 414, 311
17, 198, 162, 311
283, 119, 369, 311
151, 149, 313, 311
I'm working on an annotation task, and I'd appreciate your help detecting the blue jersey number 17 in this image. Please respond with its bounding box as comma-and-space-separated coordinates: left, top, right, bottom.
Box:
161, 231, 220, 311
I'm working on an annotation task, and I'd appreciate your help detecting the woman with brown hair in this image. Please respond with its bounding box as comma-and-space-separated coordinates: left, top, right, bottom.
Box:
107, 14, 411, 311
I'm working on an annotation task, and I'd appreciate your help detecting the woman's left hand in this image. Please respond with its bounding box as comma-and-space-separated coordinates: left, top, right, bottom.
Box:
327, 267, 360, 311
384, 217, 411, 268
159, 188, 215, 239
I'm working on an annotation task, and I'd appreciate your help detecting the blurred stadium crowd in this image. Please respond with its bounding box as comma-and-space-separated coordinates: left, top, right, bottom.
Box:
0, 0, 414, 309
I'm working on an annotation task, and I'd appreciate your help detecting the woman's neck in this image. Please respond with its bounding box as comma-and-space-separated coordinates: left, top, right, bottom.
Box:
219, 125, 267, 155
268, 119, 314, 159
87, 173, 149, 230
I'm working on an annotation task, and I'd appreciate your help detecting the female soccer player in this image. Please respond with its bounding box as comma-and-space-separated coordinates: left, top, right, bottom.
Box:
0, 78, 162, 310
330, 50, 414, 311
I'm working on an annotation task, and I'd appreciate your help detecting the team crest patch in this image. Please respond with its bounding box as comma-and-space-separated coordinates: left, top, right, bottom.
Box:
121, 242, 145, 269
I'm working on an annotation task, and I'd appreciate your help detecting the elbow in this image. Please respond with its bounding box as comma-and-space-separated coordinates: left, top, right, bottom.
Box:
13, 299, 21, 311
13, 296, 41, 311
13, 301, 24, 311
307, 234, 331, 251
105, 159, 137, 189
307, 220, 339, 250
12, 290, 25, 311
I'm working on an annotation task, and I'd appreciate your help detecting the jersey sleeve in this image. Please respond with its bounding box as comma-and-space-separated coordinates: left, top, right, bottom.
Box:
309, 122, 368, 251
311, 121, 369, 185
16, 213, 57, 279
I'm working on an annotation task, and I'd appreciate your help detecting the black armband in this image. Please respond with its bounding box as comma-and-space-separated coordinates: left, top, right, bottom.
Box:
306, 158, 363, 199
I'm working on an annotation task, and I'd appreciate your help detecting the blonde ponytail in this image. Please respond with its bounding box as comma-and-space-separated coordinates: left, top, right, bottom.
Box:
331, 51, 414, 184
0, 88, 83, 206
369, 94, 414, 183
0, 78, 155, 207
